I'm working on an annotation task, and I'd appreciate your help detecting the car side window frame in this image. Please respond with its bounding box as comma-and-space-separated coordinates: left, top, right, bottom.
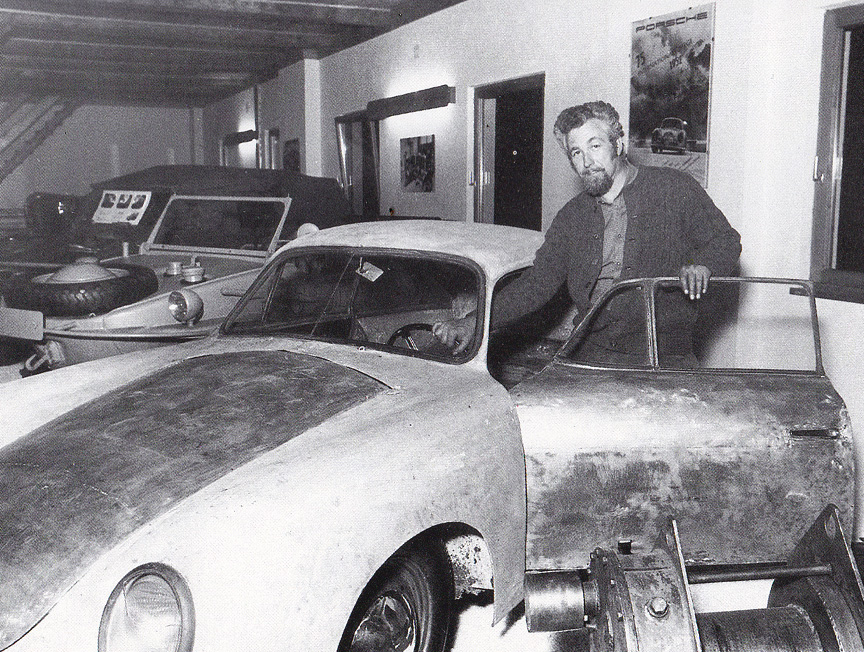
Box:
557, 281, 654, 369
221, 245, 488, 363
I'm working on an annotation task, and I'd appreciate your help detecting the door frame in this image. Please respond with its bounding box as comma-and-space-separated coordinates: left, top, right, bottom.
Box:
473, 73, 545, 225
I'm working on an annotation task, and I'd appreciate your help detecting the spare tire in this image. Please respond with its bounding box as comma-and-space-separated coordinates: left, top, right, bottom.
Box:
5, 262, 159, 317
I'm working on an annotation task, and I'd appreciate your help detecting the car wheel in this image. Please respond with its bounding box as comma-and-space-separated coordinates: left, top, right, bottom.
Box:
5, 262, 158, 317
339, 545, 452, 652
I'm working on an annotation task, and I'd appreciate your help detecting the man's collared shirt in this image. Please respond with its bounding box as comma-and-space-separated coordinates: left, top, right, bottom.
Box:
590, 190, 628, 303
589, 164, 639, 304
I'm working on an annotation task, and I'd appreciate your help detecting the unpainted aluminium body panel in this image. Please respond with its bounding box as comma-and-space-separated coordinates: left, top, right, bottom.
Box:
0, 334, 527, 651
516, 363, 854, 570
0, 350, 385, 648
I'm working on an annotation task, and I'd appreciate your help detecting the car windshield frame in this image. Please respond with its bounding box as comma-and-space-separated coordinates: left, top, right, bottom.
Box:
557, 277, 824, 375
220, 244, 488, 363
143, 194, 292, 257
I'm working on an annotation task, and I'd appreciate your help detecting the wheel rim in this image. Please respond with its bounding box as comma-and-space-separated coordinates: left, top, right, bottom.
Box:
349, 590, 417, 652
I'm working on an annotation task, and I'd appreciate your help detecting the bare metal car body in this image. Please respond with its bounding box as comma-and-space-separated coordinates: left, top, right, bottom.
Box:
0, 194, 289, 370
0, 166, 350, 372
0, 221, 855, 651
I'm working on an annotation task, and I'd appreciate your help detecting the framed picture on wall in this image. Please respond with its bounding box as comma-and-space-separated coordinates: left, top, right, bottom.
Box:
628, 3, 715, 186
400, 135, 435, 193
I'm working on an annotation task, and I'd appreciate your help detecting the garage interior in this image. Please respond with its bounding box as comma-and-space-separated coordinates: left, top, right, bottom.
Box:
2, 1, 864, 650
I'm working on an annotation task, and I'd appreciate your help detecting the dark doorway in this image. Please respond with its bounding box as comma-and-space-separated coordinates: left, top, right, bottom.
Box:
837, 26, 864, 272
475, 75, 545, 231
335, 113, 380, 219
494, 87, 544, 230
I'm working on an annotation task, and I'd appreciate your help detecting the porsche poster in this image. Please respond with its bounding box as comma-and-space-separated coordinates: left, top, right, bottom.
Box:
628, 4, 715, 186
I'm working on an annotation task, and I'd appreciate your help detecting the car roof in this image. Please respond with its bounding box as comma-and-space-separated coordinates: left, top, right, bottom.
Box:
282, 220, 546, 278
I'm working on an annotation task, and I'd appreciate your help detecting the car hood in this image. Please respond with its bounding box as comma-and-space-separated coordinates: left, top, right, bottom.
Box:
0, 349, 386, 648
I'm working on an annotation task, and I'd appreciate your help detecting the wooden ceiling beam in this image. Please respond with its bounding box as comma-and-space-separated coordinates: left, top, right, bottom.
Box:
4, 20, 356, 54
0, 87, 232, 108
5, 69, 264, 90
0, 5, 378, 45
0, 73, 255, 107
0, 53, 283, 77
7, 26, 308, 59
0, 0, 393, 31
76, 0, 396, 27
5, 36, 294, 70
4, 63, 269, 85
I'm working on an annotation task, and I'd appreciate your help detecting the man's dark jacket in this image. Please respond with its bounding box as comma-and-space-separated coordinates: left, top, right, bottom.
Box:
492, 164, 741, 328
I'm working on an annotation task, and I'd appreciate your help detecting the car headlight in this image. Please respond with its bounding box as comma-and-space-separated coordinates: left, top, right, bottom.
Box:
168, 289, 204, 325
99, 563, 194, 652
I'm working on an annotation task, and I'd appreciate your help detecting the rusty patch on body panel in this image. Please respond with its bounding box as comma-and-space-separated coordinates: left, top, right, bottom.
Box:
526, 433, 854, 569
445, 533, 493, 597
0, 350, 386, 649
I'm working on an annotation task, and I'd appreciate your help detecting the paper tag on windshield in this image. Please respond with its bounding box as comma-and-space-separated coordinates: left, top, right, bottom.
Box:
356, 261, 384, 281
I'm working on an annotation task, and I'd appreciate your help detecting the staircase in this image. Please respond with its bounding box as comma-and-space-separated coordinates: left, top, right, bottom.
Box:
0, 98, 78, 185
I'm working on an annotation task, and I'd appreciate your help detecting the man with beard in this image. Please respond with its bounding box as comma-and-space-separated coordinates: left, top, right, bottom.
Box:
433, 100, 741, 364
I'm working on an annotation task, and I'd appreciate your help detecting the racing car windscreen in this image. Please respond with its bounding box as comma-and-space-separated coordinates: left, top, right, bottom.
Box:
223, 249, 481, 357
152, 197, 288, 251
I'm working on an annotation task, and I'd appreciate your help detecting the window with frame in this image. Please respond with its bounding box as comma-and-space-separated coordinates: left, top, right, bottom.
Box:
813, 5, 864, 302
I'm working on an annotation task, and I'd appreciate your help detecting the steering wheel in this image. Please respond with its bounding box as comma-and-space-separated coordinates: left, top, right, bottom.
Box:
387, 323, 435, 351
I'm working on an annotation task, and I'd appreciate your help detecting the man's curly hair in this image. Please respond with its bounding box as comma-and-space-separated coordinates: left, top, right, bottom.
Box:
553, 101, 624, 149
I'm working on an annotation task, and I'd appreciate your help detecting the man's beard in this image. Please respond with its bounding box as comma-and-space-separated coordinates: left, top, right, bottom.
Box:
581, 169, 614, 196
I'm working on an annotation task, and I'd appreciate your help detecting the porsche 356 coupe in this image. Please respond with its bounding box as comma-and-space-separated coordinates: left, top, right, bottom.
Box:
0, 220, 858, 652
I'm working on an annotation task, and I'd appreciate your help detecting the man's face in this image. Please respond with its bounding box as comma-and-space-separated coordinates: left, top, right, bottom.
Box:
564, 118, 620, 196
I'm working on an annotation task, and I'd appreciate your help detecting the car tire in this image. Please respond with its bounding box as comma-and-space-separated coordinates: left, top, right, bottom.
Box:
5, 263, 159, 317
338, 544, 452, 652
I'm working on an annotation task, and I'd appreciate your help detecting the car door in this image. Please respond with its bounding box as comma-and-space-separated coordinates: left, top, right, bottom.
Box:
512, 279, 854, 571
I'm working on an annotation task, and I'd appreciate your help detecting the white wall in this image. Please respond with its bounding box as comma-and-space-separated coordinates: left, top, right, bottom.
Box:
0, 104, 195, 207
202, 88, 257, 167
207, 61, 319, 173
303, 60, 323, 175
314, 0, 830, 265
258, 61, 312, 172
315, 0, 864, 534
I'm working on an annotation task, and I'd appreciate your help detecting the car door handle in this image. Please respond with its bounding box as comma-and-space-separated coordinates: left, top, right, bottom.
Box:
790, 428, 839, 439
